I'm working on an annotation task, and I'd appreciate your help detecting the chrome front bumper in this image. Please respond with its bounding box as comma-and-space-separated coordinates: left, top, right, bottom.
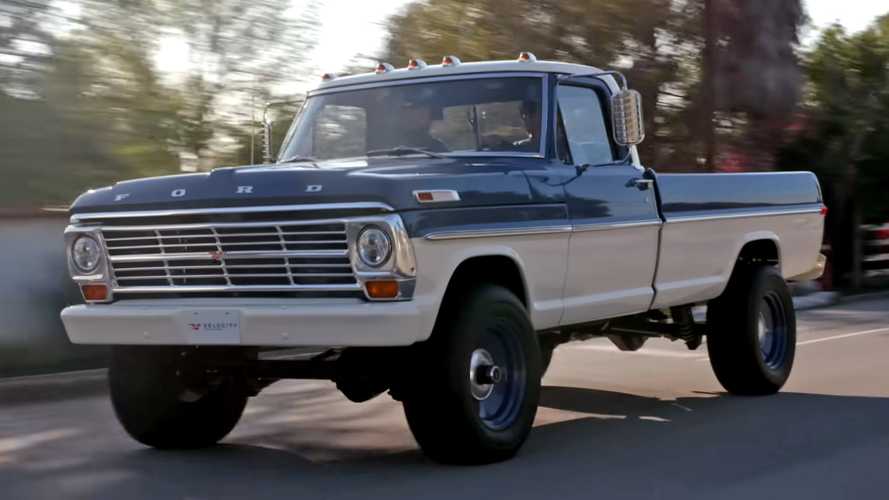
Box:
61, 298, 424, 347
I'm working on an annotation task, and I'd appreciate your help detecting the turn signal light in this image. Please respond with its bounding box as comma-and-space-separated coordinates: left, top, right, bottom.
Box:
81, 284, 108, 301
365, 280, 399, 299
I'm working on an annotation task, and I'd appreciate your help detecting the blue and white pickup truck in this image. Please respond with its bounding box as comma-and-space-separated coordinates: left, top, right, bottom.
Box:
61, 53, 826, 464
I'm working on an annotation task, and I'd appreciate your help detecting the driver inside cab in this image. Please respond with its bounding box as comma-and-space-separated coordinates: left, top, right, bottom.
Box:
512, 99, 540, 152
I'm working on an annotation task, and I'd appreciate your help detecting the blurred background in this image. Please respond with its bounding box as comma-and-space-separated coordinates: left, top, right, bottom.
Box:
1, 0, 888, 376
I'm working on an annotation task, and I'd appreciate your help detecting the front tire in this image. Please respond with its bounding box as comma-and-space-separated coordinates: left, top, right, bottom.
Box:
109, 347, 248, 449
402, 285, 541, 464
706, 265, 796, 395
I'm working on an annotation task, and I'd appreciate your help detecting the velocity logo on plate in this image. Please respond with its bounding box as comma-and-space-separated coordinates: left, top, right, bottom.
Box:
181, 310, 241, 344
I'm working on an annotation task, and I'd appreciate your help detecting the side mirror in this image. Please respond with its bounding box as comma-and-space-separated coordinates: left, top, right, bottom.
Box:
611, 89, 645, 146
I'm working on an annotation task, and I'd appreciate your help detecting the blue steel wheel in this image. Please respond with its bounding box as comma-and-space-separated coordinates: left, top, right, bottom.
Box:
758, 291, 790, 370
707, 265, 796, 396
402, 285, 541, 464
470, 325, 528, 431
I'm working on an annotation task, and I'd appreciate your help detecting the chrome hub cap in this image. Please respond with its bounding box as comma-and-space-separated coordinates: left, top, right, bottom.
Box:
470, 348, 501, 400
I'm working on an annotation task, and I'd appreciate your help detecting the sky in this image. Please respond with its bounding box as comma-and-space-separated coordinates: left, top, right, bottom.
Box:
805, 0, 888, 35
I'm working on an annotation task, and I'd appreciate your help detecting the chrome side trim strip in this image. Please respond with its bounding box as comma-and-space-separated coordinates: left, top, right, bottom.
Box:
424, 225, 573, 241
665, 206, 823, 224
70, 202, 394, 223
572, 220, 662, 233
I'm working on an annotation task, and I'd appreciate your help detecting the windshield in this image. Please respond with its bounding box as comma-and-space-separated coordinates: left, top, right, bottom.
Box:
277, 77, 543, 163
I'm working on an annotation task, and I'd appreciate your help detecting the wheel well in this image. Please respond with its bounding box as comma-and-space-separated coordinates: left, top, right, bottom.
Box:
736, 239, 780, 268
441, 255, 528, 308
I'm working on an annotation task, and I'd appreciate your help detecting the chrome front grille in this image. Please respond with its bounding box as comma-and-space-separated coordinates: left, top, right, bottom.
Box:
99, 220, 361, 297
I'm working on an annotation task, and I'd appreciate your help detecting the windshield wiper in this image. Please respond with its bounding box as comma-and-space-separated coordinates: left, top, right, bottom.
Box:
365, 147, 446, 159
277, 155, 321, 168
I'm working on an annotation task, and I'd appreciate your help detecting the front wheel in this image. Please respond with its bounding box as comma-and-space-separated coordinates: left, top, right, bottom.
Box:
109, 347, 248, 449
401, 285, 541, 464
706, 265, 796, 395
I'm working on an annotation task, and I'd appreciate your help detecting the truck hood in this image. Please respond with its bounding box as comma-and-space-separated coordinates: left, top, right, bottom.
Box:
69, 158, 537, 215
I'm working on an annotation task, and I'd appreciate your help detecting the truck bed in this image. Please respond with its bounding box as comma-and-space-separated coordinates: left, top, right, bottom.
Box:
651, 171, 824, 309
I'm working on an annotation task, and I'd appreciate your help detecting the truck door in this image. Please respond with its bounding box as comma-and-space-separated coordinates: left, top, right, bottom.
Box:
556, 83, 662, 325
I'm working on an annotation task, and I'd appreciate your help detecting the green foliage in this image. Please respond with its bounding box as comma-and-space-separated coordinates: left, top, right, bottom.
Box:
0, 0, 319, 208
779, 16, 889, 223
383, 0, 804, 170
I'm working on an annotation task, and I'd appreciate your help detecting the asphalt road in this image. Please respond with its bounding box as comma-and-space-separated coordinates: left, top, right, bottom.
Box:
2, 296, 888, 500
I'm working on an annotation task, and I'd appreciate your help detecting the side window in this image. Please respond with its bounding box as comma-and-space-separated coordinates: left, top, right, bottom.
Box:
313, 105, 367, 159
557, 86, 614, 166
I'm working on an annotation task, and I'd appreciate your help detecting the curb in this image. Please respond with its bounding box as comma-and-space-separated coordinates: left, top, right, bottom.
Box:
792, 291, 839, 311
0, 368, 108, 407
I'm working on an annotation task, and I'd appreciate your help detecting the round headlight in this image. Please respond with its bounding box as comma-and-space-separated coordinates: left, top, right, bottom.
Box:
71, 235, 102, 274
357, 226, 392, 268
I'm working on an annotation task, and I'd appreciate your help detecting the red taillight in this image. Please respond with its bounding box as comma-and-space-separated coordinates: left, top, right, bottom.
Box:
820, 206, 828, 216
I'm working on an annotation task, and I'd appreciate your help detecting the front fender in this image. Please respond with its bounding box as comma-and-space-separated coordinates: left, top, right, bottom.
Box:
409, 234, 569, 341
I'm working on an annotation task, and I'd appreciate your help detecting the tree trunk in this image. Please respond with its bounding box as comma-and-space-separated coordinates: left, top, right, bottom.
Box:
702, 0, 717, 172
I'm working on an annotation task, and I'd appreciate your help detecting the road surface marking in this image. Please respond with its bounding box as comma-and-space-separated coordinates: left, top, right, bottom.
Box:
693, 326, 889, 360
796, 327, 889, 346
671, 402, 694, 412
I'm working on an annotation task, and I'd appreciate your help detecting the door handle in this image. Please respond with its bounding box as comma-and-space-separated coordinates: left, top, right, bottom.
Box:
630, 178, 654, 190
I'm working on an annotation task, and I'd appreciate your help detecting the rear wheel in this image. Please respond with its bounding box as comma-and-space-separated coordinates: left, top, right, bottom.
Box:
402, 285, 541, 464
109, 347, 248, 449
706, 265, 796, 395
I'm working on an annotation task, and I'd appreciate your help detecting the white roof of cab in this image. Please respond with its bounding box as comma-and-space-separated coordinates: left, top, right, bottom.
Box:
312, 59, 617, 94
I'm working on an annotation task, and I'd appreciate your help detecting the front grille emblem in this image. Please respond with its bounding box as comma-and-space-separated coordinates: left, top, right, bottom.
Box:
209, 250, 224, 262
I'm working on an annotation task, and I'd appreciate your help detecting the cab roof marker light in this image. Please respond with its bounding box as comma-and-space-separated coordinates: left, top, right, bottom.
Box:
517, 51, 537, 62
321, 72, 337, 81
441, 55, 461, 66
407, 58, 427, 70
375, 62, 395, 74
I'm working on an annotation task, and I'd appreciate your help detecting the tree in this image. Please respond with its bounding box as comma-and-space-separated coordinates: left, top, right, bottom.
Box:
0, 0, 322, 208
382, 0, 804, 171
778, 16, 889, 287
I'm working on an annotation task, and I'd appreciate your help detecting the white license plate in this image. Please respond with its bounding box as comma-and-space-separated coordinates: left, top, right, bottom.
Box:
181, 310, 241, 344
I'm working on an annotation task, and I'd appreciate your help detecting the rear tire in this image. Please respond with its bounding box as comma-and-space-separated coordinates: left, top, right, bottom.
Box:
109, 347, 248, 449
706, 265, 796, 395
402, 285, 541, 464
539, 337, 557, 378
